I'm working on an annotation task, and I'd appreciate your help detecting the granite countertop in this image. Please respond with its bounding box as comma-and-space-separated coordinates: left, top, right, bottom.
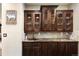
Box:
23, 38, 79, 42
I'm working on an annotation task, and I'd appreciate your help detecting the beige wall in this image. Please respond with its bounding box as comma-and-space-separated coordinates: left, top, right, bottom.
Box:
2, 3, 24, 56
68, 3, 79, 56
0, 4, 2, 24
69, 4, 79, 32
24, 4, 69, 10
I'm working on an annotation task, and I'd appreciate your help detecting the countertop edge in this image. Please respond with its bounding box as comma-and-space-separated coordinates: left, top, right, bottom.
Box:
22, 39, 79, 42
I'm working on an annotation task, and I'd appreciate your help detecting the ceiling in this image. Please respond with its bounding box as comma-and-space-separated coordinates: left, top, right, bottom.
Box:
24, 3, 70, 6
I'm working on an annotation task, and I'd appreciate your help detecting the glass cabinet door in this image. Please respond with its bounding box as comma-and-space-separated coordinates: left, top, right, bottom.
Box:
64, 10, 73, 32
33, 12, 41, 32
26, 14, 32, 23
56, 11, 64, 32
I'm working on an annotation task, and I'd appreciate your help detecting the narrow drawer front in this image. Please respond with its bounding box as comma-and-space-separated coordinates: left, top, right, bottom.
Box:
23, 42, 32, 47
23, 42, 41, 47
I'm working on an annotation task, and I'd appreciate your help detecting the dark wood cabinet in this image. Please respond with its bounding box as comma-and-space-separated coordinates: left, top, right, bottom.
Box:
56, 10, 64, 32
24, 11, 33, 32
41, 6, 57, 31
64, 10, 73, 32
22, 41, 78, 56
22, 42, 41, 56
24, 6, 73, 32
33, 12, 41, 32
41, 42, 48, 56
65, 42, 78, 56
55, 42, 78, 56
56, 10, 73, 32
57, 42, 67, 56
47, 42, 58, 56
24, 10, 41, 33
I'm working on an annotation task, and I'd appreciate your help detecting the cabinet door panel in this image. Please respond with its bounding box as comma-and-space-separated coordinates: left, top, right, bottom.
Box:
70, 42, 78, 56
32, 47, 41, 56
47, 42, 58, 56
41, 42, 48, 56
22, 42, 41, 56
23, 47, 33, 56
41, 6, 55, 31
24, 24, 33, 32
56, 11, 64, 32
41, 7, 51, 31
33, 12, 41, 32
22, 42, 33, 56
56, 10, 73, 32
34, 24, 40, 32
26, 14, 32, 23
57, 42, 78, 56
24, 10, 41, 33
51, 24, 56, 31
31, 42, 41, 56
57, 42, 67, 56
50, 8, 56, 31
42, 24, 51, 31
24, 11, 33, 33
64, 10, 73, 32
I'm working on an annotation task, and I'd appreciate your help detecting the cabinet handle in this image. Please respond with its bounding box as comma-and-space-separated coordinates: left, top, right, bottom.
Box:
3, 33, 7, 37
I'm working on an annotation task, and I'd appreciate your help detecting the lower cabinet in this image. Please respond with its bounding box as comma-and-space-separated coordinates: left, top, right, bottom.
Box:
22, 42, 78, 56
65, 42, 78, 56
22, 42, 41, 56
57, 42, 67, 56
41, 42, 48, 56
47, 42, 58, 56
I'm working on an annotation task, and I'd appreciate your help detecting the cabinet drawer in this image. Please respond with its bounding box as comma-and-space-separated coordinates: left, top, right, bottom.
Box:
23, 42, 41, 47
23, 42, 32, 47
32, 42, 41, 46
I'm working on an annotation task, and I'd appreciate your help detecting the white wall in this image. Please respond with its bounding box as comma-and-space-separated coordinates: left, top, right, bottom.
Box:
24, 5, 40, 10
2, 3, 24, 56
0, 4, 2, 24
69, 4, 79, 32
24, 4, 69, 10
68, 3, 79, 56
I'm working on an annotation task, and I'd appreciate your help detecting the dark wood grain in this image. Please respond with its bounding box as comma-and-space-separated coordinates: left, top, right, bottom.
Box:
56, 10, 73, 32
24, 10, 41, 33
22, 41, 78, 56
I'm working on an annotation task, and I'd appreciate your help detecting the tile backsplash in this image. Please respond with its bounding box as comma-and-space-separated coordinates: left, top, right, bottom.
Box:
25, 32, 72, 39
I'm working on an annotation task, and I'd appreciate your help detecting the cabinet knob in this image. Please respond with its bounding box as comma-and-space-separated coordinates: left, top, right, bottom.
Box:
3, 33, 7, 37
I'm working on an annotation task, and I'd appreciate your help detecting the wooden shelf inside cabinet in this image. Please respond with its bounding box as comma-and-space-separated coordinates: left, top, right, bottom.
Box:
64, 26, 73, 32
66, 17, 70, 19
66, 22, 72, 26
57, 28, 64, 32
57, 23, 63, 26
